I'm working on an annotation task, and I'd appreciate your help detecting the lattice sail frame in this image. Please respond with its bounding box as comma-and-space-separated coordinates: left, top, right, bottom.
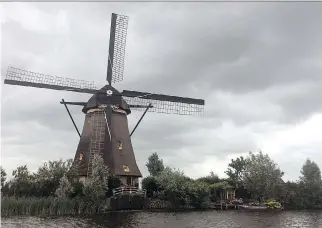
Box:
109, 14, 129, 84
124, 96, 204, 116
5, 67, 204, 116
5, 66, 97, 92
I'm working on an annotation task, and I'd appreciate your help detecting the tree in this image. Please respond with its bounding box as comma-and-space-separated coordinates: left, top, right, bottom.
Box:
34, 159, 73, 197
298, 159, 322, 208
155, 167, 190, 207
300, 158, 322, 186
225, 156, 247, 188
11, 165, 33, 197
83, 154, 109, 200
1, 166, 7, 188
196, 171, 221, 185
55, 175, 74, 198
241, 151, 284, 201
146, 152, 164, 176
35, 159, 73, 182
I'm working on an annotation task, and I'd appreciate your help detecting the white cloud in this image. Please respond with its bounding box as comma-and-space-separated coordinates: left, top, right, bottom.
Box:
1, 3, 69, 34
181, 114, 322, 180
257, 113, 322, 180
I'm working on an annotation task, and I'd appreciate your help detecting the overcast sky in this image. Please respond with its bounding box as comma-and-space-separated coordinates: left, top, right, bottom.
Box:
1, 2, 321, 181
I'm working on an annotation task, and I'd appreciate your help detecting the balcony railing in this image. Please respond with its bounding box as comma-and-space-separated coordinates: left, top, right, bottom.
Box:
113, 187, 147, 196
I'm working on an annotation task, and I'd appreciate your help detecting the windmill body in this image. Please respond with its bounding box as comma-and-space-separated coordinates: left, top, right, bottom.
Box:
3, 13, 205, 188
75, 85, 142, 186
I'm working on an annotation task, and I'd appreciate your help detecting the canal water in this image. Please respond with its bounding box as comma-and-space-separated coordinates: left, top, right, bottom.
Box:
2, 210, 322, 228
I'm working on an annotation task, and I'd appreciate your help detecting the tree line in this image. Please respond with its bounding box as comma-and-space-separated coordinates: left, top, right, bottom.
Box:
143, 151, 322, 209
0, 154, 113, 199
1, 150, 321, 210
1, 154, 117, 217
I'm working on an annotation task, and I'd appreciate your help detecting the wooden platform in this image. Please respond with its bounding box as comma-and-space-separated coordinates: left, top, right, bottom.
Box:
213, 203, 241, 210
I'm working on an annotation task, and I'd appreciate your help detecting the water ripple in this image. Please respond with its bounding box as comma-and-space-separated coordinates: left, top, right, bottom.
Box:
2, 210, 322, 228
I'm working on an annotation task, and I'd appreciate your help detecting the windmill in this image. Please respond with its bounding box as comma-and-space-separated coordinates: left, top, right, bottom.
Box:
3, 13, 205, 187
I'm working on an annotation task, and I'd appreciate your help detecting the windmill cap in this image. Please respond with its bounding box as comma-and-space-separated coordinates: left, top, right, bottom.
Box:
82, 85, 131, 114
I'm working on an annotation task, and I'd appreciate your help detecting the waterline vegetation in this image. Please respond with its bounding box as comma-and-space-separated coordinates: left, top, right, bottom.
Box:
1, 154, 110, 217
1, 151, 322, 217
1, 197, 106, 217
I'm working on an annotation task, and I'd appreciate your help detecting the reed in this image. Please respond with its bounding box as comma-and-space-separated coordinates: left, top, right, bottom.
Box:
1, 197, 106, 217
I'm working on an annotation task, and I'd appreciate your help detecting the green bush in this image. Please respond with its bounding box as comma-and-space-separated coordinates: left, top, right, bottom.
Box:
142, 176, 162, 198
186, 181, 210, 208
153, 168, 210, 208
265, 199, 282, 209
70, 181, 84, 198
155, 168, 190, 207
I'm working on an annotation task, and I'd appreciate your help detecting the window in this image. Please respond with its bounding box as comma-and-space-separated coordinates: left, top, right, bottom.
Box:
123, 165, 130, 172
117, 141, 123, 150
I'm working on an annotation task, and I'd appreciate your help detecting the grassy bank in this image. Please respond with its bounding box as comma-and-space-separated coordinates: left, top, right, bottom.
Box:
1, 197, 110, 217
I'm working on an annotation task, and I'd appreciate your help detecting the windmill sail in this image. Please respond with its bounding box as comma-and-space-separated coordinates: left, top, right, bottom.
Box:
106, 13, 129, 85
122, 90, 205, 115
4, 66, 97, 94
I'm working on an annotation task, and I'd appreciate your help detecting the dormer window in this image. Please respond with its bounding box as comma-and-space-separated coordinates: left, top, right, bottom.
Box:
123, 165, 130, 172
118, 141, 123, 150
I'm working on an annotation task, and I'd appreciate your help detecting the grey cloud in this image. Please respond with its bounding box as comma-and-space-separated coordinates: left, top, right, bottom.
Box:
129, 3, 322, 113
278, 83, 322, 122
1, 2, 322, 180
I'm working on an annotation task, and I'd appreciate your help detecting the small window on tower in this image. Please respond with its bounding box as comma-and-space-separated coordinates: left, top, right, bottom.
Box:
123, 165, 130, 172
118, 141, 123, 150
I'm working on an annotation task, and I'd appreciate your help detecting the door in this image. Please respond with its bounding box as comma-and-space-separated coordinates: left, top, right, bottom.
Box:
126, 176, 132, 186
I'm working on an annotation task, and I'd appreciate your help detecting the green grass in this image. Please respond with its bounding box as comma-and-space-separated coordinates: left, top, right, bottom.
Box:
1, 197, 107, 217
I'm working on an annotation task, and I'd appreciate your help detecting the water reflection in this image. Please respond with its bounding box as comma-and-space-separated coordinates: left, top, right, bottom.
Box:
2, 211, 322, 228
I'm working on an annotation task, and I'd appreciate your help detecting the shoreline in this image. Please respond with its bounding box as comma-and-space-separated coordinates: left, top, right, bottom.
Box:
2, 208, 322, 219
2, 204, 321, 218
2, 196, 321, 218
